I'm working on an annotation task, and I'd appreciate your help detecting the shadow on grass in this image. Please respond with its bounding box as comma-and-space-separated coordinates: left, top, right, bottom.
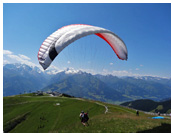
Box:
4, 112, 30, 133
137, 123, 171, 133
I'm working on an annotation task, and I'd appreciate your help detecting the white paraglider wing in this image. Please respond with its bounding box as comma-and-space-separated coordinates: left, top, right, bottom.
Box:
38, 24, 128, 70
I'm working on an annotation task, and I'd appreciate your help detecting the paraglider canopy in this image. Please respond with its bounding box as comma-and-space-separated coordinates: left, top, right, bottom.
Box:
152, 116, 164, 119
38, 24, 128, 70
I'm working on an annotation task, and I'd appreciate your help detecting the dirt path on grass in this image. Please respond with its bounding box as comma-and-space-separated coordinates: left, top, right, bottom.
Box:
74, 98, 109, 114
95, 102, 108, 114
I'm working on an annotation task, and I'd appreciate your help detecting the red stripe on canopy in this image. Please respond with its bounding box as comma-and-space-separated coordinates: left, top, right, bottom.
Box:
95, 33, 123, 60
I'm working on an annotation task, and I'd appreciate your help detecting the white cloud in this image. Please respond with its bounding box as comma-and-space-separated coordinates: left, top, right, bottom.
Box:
3, 49, 38, 68
140, 65, 143, 67
49, 65, 59, 70
3, 60, 10, 65
109, 63, 113, 65
67, 61, 71, 64
7, 54, 23, 62
112, 70, 129, 76
112, 70, 142, 77
136, 68, 139, 70
100, 69, 141, 77
19, 54, 31, 60
3, 50, 13, 55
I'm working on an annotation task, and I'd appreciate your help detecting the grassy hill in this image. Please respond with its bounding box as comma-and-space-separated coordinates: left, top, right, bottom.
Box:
121, 99, 171, 114
3, 94, 171, 133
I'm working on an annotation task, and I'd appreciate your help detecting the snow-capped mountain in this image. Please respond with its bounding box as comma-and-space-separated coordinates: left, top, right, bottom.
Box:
45, 67, 84, 75
4, 63, 43, 75
3, 63, 171, 103
121, 76, 171, 87
3, 63, 48, 96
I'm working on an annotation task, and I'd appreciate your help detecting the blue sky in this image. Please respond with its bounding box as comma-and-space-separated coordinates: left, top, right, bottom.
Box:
3, 3, 171, 78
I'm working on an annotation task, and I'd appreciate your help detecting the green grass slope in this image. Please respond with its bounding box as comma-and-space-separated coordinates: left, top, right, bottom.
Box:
121, 99, 171, 114
3, 95, 171, 133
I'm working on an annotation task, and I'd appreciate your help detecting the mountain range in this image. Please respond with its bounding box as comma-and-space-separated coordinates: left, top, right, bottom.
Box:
3, 63, 171, 103
3, 64, 48, 96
